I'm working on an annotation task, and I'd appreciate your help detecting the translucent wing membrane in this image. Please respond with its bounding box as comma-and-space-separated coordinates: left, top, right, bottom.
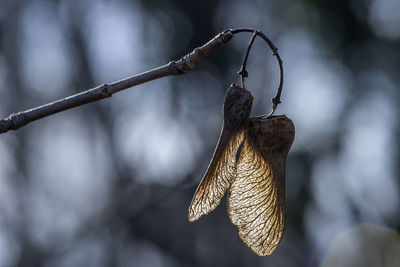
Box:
188, 85, 253, 222
228, 137, 285, 256
188, 82, 294, 257
227, 116, 294, 255
188, 130, 245, 221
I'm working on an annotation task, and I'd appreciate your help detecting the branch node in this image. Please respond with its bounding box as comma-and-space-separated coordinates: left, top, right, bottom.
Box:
9, 112, 27, 130
237, 68, 248, 77
221, 30, 233, 43
101, 84, 112, 97
272, 97, 281, 105
175, 31, 233, 73
164, 61, 181, 75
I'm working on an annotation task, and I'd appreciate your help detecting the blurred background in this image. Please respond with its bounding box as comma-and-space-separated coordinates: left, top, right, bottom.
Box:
0, 0, 399, 266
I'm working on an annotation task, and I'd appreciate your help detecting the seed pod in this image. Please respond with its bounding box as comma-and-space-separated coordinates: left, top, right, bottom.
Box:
188, 84, 253, 222
188, 85, 295, 257
228, 115, 295, 256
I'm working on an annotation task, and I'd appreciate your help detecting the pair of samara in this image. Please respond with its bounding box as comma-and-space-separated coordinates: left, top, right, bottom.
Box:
188, 84, 295, 256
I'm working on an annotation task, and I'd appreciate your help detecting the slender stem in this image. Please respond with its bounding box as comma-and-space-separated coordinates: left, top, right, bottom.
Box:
0, 28, 284, 134
238, 31, 257, 87
0, 30, 233, 133
232, 28, 284, 116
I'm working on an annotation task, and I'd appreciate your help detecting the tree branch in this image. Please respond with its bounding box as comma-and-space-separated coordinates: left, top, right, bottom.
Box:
0, 28, 282, 134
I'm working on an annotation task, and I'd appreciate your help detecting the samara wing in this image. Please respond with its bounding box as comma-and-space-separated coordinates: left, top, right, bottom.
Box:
228, 115, 295, 256
188, 85, 253, 222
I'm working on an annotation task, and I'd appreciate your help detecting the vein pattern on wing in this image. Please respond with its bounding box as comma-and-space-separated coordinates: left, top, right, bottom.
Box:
228, 137, 285, 256
188, 130, 245, 222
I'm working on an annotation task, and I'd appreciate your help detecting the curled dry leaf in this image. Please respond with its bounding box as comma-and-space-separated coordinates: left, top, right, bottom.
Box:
188, 84, 295, 256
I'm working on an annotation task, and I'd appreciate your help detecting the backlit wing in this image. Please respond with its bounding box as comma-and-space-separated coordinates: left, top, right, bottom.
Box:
228, 116, 294, 256
228, 137, 285, 256
188, 84, 253, 222
188, 129, 245, 222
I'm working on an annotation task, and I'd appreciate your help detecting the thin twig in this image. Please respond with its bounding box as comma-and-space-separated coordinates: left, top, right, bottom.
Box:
232, 28, 284, 116
0, 28, 283, 134
0, 31, 233, 133
238, 31, 257, 87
